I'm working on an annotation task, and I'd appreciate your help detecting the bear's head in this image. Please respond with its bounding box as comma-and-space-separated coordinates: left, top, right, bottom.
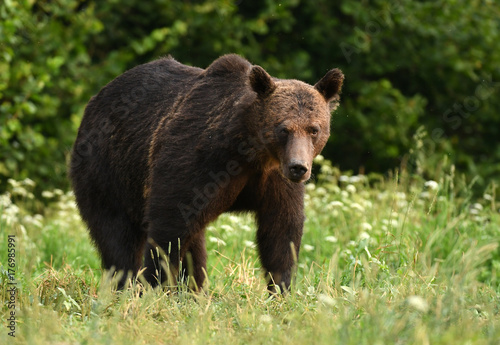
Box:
248, 66, 344, 183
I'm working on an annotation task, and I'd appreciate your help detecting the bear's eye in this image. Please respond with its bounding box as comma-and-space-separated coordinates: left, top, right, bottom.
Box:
309, 127, 319, 136
281, 128, 290, 136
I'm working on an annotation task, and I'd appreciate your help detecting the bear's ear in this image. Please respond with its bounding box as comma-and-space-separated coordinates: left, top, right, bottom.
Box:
249, 66, 276, 97
314, 68, 344, 103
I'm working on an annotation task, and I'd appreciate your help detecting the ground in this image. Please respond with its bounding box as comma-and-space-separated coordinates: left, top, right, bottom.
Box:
0, 155, 499, 344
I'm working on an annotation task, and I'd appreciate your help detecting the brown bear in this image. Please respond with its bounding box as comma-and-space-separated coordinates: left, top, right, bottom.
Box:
70, 54, 343, 293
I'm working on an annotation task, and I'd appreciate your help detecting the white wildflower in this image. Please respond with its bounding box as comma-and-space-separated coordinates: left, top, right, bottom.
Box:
11, 186, 28, 197
358, 232, 370, 240
316, 187, 327, 196
208, 236, 226, 246
339, 175, 349, 183
377, 191, 388, 200
330, 185, 341, 194
228, 215, 240, 223
424, 180, 439, 190
472, 203, 483, 211
241, 225, 252, 232
313, 154, 325, 164
349, 175, 363, 184
484, 194, 492, 201
18, 224, 27, 236
23, 215, 43, 228
325, 236, 338, 243
220, 224, 234, 232
244, 240, 255, 248
321, 165, 333, 175
395, 192, 406, 200
406, 295, 429, 313
397, 200, 408, 208
1, 204, 20, 225
346, 184, 357, 194
382, 219, 398, 227
329, 201, 343, 208
303, 244, 315, 252
361, 222, 372, 231
0, 193, 12, 207
350, 203, 365, 212
305, 183, 316, 192
7, 179, 19, 188
362, 200, 373, 209
420, 191, 431, 199
22, 178, 36, 187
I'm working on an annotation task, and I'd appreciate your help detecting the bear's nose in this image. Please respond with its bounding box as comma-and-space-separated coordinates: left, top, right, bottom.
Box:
289, 163, 308, 180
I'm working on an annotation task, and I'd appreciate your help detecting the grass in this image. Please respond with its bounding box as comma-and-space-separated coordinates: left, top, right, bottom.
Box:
1, 156, 499, 344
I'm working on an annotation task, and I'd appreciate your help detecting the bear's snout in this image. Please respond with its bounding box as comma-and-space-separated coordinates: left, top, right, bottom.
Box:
282, 135, 313, 183
288, 161, 309, 182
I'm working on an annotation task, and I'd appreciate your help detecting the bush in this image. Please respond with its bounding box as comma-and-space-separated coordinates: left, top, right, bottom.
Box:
1, 0, 499, 193
0, 0, 105, 192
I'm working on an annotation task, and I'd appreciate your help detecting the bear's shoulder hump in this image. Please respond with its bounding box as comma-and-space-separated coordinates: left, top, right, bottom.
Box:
204, 54, 252, 78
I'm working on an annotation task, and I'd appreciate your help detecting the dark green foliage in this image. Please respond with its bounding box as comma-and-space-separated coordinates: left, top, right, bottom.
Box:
0, 0, 105, 191
1, 0, 499, 193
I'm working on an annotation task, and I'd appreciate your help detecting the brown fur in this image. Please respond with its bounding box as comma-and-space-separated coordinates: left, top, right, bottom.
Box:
70, 54, 344, 293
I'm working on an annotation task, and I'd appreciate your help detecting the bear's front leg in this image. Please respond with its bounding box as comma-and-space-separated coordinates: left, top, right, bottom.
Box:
142, 185, 209, 290
255, 171, 305, 294
143, 226, 207, 291
142, 216, 188, 289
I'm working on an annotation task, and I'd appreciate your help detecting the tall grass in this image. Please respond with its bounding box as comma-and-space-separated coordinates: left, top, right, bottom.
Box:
1, 156, 499, 344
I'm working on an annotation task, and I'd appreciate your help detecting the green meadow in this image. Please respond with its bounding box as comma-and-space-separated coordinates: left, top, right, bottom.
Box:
1, 154, 499, 344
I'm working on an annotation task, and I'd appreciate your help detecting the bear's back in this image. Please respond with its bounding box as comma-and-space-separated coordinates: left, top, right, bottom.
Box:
82, 57, 203, 128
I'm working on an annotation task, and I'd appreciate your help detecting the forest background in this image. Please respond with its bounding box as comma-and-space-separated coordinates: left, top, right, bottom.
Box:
2, 0, 500, 195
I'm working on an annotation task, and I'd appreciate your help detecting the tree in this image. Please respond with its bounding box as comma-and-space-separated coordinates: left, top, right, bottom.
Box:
1, 0, 499, 193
